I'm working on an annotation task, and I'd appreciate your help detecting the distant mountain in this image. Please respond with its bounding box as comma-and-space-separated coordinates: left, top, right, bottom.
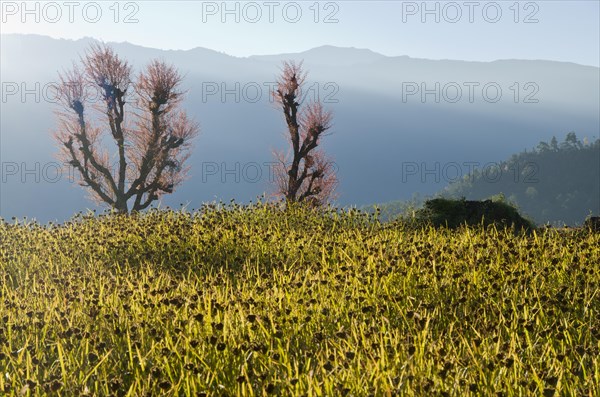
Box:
1, 34, 599, 222
249, 45, 387, 65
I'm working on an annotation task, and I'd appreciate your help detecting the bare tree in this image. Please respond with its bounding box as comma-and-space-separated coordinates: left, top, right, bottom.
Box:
54, 44, 199, 213
272, 61, 337, 207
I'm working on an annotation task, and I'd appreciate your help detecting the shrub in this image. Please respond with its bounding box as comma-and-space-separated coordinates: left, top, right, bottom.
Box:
415, 197, 535, 231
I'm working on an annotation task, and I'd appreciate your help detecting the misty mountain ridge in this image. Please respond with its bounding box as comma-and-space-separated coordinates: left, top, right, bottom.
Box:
6, 33, 599, 68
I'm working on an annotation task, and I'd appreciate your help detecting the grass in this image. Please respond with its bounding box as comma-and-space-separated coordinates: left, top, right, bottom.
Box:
0, 202, 599, 396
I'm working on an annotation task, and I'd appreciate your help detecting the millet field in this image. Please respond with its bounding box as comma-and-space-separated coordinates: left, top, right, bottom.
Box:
0, 203, 599, 396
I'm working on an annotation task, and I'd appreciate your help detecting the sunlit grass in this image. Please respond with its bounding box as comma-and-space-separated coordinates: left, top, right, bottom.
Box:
1, 203, 598, 396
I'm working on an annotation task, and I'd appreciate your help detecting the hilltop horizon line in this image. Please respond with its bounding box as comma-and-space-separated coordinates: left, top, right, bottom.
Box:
2, 33, 598, 68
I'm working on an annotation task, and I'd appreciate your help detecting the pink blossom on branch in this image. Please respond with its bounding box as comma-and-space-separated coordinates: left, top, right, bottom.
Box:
53, 44, 199, 213
271, 61, 338, 207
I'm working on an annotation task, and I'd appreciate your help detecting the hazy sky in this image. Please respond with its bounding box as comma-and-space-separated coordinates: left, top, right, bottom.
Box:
1, 1, 599, 65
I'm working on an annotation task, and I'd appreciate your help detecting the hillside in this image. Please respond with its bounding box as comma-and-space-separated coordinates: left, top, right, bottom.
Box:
364, 133, 599, 226
441, 133, 600, 226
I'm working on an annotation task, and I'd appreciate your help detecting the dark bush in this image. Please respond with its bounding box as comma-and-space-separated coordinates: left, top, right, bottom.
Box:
584, 216, 600, 232
415, 198, 535, 231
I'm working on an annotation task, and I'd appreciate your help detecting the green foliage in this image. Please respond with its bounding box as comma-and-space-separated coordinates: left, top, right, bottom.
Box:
443, 133, 600, 226
414, 197, 535, 232
0, 205, 599, 396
